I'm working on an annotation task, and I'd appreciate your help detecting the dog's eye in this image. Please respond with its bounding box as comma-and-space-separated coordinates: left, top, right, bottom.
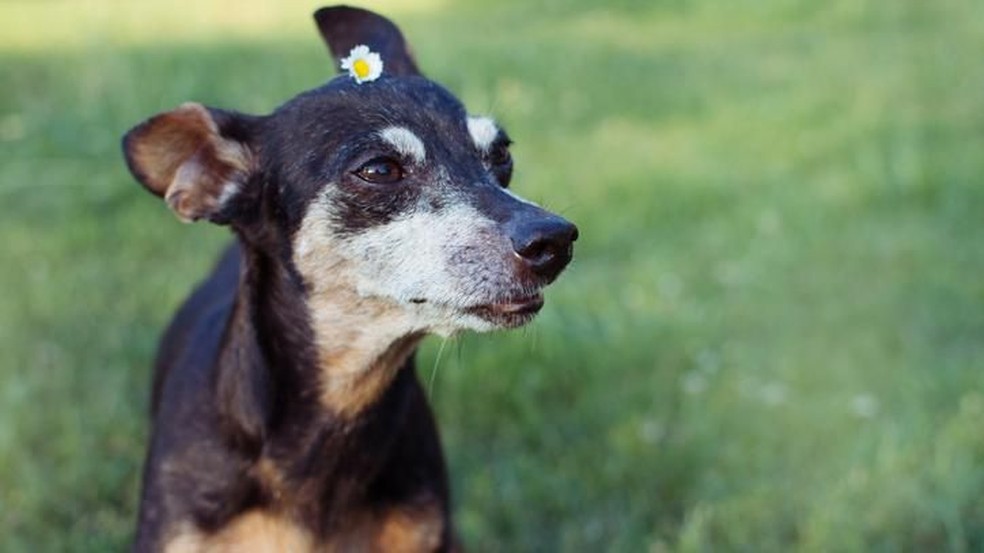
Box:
354, 157, 404, 184
489, 144, 511, 166
487, 144, 513, 187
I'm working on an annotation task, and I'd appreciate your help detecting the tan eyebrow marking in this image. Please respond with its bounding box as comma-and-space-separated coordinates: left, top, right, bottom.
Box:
466, 116, 499, 153
379, 126, 426, 163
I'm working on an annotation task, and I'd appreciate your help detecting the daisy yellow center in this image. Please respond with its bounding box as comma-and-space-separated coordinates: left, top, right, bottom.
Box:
353, 59, 371, 79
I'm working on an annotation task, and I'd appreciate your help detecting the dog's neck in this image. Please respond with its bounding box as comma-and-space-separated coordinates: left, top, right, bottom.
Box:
217, 240, 422, 444
302, 278, 426, 418
213, 241, 427, 522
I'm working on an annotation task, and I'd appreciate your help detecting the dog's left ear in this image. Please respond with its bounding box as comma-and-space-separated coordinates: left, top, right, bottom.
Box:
314, 6, 421, 77
122, 103, 258, 224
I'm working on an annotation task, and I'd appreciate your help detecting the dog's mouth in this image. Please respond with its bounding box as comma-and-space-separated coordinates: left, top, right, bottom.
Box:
464, 292, 544, 327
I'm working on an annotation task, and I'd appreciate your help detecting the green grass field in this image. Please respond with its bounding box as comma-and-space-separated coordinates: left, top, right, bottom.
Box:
2, 0, 984, 550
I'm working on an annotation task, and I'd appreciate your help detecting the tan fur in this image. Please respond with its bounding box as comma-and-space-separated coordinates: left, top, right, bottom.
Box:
373, 503, 445, 553
164, 512, 314, 553
328, 499, 446, 552
293, 200, 426, 418
126, 102, 252, 222
317, 327, 425, 418
252, 458, 288, 505
165, 502, 444, 553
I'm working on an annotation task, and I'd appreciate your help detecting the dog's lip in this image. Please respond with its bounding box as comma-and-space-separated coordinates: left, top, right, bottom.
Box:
465, 292, 544, 319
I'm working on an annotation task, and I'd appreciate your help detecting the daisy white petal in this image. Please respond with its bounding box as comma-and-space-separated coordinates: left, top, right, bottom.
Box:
340, 44, 384, 84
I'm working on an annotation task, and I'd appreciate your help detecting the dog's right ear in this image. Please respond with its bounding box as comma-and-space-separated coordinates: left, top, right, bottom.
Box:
122, 103, 257, 224
313, 6, 421, 77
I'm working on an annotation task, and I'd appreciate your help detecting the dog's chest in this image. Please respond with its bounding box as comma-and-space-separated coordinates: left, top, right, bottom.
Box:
163, 503, 445, 553
165, 511, 313, 552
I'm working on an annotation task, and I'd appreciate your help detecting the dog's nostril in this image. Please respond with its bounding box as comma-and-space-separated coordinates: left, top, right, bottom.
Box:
516, 238, 549, 261
512, 219, 577, 281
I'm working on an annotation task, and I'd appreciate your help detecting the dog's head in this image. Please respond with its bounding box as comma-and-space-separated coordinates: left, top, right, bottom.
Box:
122, 6, 577, 335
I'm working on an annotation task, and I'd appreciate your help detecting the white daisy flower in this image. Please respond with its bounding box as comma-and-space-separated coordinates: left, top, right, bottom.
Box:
340, 45, 383, 84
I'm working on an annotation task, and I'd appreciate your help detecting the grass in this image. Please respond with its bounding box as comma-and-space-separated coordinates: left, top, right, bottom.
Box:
2, 0, 984, 550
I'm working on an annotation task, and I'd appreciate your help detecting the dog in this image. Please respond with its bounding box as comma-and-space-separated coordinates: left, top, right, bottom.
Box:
122, 6, 577, 551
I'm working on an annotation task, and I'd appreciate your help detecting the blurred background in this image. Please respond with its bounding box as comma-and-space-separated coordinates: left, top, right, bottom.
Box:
2, 0, 983, 550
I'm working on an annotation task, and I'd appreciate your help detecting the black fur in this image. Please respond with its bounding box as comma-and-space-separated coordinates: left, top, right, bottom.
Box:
136, 243, 452, 548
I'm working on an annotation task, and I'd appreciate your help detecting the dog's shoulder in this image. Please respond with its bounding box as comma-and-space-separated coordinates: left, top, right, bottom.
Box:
151, 242, 241, 415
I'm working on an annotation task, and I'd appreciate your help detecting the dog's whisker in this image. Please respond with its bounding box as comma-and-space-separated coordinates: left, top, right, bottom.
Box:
428, 335, 452, 397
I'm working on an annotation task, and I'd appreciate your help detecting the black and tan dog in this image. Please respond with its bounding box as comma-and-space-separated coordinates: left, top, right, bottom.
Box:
122, 6, 577, 551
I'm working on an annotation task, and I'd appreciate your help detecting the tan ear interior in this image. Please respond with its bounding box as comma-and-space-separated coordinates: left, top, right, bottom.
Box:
124, 103, 252, 222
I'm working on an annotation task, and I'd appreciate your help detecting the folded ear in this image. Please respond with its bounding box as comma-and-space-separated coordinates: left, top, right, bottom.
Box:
313, 6, 421, 77
122, 103, 257, 224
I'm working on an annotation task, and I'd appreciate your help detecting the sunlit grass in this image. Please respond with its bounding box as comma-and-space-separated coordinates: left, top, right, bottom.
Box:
0, 0, 446, 52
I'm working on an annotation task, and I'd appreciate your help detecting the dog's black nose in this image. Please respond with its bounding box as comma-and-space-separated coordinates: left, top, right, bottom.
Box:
511, 218, 578, 282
